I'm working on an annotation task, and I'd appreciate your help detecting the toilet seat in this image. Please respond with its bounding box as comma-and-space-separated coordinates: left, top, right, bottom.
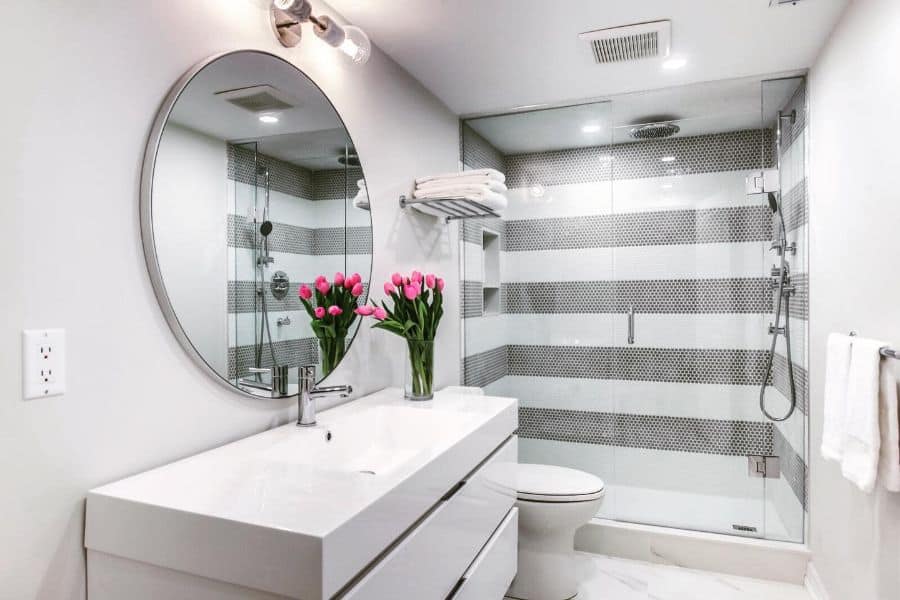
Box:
496, 463, 605, 503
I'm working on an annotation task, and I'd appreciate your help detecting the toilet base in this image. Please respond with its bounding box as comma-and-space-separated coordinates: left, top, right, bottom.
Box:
506, 497, 603, 600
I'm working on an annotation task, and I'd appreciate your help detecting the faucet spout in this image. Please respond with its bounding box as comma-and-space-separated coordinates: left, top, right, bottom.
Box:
297, 365, 351, 426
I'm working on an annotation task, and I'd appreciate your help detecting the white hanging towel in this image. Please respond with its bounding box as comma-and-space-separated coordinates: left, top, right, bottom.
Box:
415, 168, 506, 185
878, 359, 900, 492
822, 333, 854, 461
413, 184, 507, 200
841, 337, 888, 493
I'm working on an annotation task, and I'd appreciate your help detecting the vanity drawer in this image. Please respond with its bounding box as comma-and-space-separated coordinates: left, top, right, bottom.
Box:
451, 507, 518, 600
341, 436, 517, 600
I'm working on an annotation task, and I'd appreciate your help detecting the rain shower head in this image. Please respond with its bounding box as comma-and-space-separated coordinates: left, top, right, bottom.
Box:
630, 122, 681, 140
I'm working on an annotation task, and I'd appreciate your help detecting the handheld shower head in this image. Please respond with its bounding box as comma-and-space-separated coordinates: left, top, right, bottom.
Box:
260, 221, 273, 237
767, 192, 779, 214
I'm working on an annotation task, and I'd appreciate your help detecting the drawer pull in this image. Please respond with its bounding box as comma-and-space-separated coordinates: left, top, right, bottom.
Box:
441, 480, 467, 501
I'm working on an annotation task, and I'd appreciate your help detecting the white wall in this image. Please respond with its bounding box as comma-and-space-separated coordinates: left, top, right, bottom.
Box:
0, 1, 459, 598
808, 0, 900, 598
155, 124, 228, 374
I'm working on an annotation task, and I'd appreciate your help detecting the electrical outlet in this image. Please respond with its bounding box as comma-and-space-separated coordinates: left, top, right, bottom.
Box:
23, 329, 66, 399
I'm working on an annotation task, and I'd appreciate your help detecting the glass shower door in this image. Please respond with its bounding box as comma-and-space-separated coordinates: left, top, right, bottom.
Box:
608, 101, 771, 536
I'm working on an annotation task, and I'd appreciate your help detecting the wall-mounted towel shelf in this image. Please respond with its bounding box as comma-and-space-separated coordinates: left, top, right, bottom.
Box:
399, 195, 500, 223
849, 331, 900, 359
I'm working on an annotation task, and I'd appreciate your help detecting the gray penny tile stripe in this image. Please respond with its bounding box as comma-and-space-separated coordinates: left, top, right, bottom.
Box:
313, 167, 365, 201
314, 226, 373, 256
774, 425, 807, 510
228, 144, 315, 199
503, 205, 772, 251
228, 214, 372, 256
462, 123, 507, 173
786, 273, 808, 320
463, 346, 509, 388
460, 215, 505, 245
508, 345, 770, 386
505, 129, 774, 188
461, 280, 484, 318
518, 406, 774, 457
228, 336, 319, 379
502, 278, 772, 314
771, 352, 808, 415
781, 178, 808, 232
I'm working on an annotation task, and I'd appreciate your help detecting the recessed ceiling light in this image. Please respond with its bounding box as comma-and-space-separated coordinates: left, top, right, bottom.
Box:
660, 155, 677, 162
662, 57, 687, 70
259, 114, 279, 124
582, 123, 602, 134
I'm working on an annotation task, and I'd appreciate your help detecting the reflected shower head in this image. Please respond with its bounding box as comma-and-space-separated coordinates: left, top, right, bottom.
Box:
260, 221, 273, 237
767, 192, 779, 214
630, 122, 680, 140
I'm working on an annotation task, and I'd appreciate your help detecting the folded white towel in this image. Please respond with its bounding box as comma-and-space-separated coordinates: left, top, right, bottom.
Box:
415, 168, 506, 185
413, 184, 507, 200
842, 337, 887, 492
822, 333, 854, 461
352, 179, 369, 210
878, 360, 900, 491
416, 176, 507, 194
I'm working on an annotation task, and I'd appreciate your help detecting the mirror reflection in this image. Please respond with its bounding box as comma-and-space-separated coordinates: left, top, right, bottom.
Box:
150, 51, 372, 396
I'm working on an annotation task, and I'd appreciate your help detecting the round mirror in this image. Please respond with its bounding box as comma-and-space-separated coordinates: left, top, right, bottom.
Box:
142, 51, 372, 397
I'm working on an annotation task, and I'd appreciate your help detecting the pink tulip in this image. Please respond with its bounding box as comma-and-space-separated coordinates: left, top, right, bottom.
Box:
315, 275, 327, 285
425, 274, 436, 289
314, 306, 326, 319
351, 282, 364, 297
391, 272, 403, 286
355, 305, 375, 316
404, 285, 420, 300
334, 272, 345, 286
436, 277, 445, 292
328, 305, 343, 316
411, 270, 423, 283
316, 280, 330, 295
351, 273, 362, 285
384, 282, 396, 295
298, 284, 312, 300
373, 307, 387, 320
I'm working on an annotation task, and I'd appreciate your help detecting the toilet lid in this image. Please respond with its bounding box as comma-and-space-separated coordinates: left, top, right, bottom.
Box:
495, 463, 605, 503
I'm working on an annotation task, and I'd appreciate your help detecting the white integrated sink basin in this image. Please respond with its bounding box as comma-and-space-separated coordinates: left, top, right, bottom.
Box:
85, 388, 517, 600
263, 405, 478, 475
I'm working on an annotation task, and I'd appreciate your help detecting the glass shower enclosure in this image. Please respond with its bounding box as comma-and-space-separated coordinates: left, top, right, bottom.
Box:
460, 76, 808, 542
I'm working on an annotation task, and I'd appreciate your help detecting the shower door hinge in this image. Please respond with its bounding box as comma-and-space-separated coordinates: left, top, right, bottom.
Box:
748, 455, 780, 478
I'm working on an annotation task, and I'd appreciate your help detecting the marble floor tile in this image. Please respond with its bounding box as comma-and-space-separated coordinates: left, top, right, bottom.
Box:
510, 552, 811, 600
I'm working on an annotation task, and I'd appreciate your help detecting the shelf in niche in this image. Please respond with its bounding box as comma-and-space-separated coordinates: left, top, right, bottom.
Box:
483, 287, 500, 317
482, 228, 501, 317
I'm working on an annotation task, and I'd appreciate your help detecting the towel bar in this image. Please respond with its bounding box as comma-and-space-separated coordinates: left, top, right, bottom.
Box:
399, 194, 500, 223
848, 331, 900, 359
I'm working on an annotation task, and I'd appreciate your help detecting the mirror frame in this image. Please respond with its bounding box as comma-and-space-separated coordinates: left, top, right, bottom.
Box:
140, 50, 371, 398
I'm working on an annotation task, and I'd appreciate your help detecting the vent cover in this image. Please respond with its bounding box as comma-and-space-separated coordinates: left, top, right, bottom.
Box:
215, 85, 299, 113
579, 20, 671, 64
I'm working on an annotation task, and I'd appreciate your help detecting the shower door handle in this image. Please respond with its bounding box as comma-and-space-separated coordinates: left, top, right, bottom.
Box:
627, 305, 635, 345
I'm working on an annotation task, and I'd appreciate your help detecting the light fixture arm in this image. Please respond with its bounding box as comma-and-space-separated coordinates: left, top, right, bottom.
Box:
269, 1, 370, 64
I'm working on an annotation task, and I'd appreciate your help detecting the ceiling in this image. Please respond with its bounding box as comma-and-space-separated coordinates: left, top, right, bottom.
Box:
169, 51, 352, 169
466, 75, 803, 154
327, 0, 847, 116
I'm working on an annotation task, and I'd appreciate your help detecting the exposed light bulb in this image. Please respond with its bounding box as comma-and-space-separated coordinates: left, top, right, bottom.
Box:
340, 25, 371, 65
259, 114, 280, 124
662, 57, 687, 70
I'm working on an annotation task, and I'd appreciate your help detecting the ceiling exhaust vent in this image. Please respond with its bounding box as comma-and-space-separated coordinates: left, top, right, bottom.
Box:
215, 85, 299, 113
579, 20, 671, 65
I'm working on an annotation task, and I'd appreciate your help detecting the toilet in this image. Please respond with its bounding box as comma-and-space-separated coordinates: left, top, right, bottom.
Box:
499, 463, 605, 600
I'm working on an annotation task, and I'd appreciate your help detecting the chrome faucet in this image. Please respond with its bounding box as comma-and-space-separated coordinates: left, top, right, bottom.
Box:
238, 365, 289, 398
297, 365, 352, 426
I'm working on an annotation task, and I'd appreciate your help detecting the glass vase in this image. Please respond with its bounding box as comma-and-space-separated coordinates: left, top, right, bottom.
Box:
319, 336, 346, 378
404, 339, 435, 401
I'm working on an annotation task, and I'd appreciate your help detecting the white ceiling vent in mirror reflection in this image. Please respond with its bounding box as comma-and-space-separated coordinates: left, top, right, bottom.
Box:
143, 51, 373, 396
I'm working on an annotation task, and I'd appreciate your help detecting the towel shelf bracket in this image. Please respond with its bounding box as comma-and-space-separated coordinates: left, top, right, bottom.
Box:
399, 194, 500, 223
849, 331, 900, 359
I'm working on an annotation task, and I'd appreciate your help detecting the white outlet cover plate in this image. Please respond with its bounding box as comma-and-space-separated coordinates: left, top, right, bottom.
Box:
23, 329, 66, 399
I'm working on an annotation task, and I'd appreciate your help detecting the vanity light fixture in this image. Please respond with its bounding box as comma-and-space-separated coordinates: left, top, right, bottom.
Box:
270, 0, 371, 65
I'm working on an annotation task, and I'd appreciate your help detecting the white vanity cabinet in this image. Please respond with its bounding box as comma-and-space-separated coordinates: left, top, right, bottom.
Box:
85, 389, 519, 600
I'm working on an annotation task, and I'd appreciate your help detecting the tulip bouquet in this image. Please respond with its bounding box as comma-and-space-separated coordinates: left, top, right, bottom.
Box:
358, 270, 444, 400
297, 272, 365, 377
